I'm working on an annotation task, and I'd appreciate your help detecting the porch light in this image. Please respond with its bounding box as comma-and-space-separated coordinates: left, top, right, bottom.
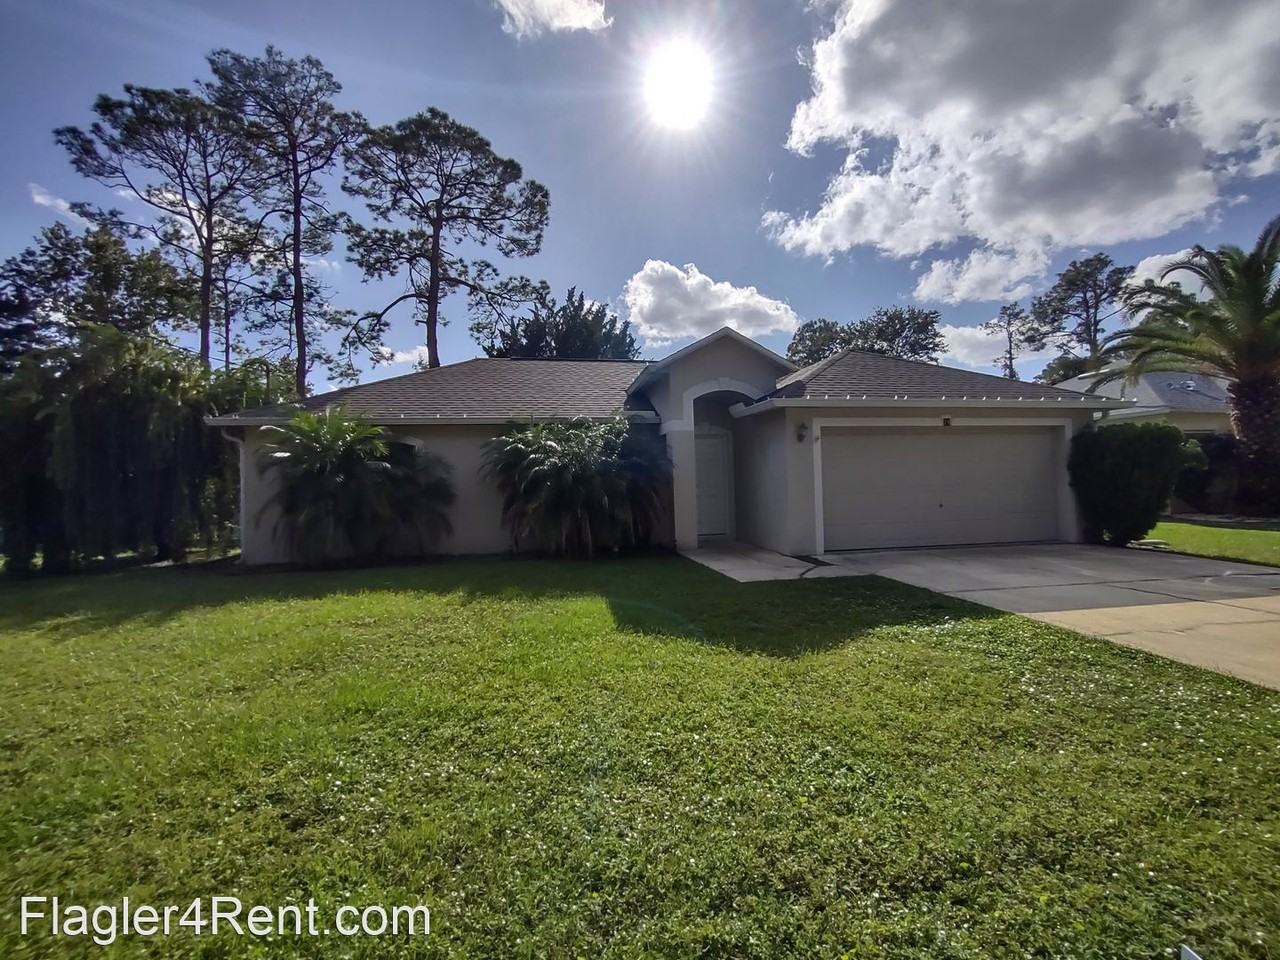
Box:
796, 421, 809, 443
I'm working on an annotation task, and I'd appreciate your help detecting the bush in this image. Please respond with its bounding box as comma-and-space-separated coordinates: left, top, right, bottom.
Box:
1173, 432, 1240, 514
0, 326, 283, 575
1068, 423, 1189, 546
483, 416, 671, 558
259, 407, 455, 565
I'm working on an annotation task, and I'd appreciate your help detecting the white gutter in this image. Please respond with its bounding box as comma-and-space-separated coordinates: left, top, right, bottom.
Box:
730, 396, 1136, 417
206, 411, 661, 428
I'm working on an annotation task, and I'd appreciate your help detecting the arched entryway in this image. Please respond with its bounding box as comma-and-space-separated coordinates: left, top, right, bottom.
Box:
690, 388, 753, 543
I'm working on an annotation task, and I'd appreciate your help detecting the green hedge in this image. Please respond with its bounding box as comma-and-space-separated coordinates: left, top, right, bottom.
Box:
1068, 423, 1189, 546
1174, 432, 1239, 513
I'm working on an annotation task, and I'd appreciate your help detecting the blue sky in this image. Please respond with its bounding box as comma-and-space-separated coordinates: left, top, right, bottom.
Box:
3, 0, 1279, 387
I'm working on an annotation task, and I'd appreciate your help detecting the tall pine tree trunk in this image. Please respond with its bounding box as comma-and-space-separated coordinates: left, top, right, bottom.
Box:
291, 171, 308, 397
222, 275, 233, 370
198, 250, 213, 369
1228, 375, 1280, 515
424, 222, 442, 369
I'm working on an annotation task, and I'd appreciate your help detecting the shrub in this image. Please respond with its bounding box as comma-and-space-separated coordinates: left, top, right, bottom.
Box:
1068, 422, 1189, 546
259, 407, 454, 565
1173, 432, 1240, 514
0, 325, 280, 575
483, 416, 671, 558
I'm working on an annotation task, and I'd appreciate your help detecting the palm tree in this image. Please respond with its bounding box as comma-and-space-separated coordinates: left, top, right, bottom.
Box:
258, 407, 454, 564
483, 416, 670, 558
1102, 214, 1280, 512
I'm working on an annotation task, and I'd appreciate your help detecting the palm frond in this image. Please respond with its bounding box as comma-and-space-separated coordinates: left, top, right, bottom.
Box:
258, 406, 455, 565
1102, 218, 1280, 510
483, 415, 671, 558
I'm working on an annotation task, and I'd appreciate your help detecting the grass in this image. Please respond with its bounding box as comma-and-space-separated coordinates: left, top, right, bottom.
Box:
1, 557, 1277, 959
1152, 519, 1280, 567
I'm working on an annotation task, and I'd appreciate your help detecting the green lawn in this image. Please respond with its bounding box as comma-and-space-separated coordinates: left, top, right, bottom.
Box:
1153, 519, 1280, 567
1, 558, 1277, 958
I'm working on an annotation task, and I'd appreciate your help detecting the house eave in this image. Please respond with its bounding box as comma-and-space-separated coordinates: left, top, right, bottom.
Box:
730, 396, 1135, 417
206, 410, 661, 428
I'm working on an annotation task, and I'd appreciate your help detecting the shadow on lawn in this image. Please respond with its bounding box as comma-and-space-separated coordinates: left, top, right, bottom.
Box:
0, 553, 993, 657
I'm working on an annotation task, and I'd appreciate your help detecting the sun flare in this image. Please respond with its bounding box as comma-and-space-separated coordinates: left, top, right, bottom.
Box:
643, 39, 713, 130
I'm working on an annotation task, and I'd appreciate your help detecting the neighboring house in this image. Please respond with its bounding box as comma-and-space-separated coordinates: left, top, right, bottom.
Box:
1057, 371, 1233, 435
209, 326, 1126, 564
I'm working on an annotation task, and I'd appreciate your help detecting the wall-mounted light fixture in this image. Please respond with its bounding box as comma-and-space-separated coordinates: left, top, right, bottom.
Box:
796, 421, 809, 443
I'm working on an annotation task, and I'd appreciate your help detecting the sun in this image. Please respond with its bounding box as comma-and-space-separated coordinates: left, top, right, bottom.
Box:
643, 39, 714, 130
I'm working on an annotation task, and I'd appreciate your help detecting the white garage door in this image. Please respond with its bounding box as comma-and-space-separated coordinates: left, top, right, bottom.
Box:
821, 426, 1060, 551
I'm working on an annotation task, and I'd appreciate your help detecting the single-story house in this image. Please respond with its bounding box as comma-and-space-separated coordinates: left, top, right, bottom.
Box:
208, 327, 1128, 564
1056, 371, 1233, 435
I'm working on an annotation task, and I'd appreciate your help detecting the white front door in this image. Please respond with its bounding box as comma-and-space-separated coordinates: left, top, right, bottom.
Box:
695, 433, 730, 539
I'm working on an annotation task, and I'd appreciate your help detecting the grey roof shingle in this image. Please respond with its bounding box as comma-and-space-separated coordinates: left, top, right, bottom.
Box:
208, 358, 653, 425
768, 349, 1114, 403
1056, 371, 1229, 412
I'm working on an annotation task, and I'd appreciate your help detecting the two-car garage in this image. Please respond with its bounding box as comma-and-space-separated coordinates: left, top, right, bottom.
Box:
817, 424, 1066, 552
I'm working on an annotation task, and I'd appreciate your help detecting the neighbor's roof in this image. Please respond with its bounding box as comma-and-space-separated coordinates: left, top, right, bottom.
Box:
762, 349, 1124, 406
1056, 371, 1229, 413
207, 357, 653, 426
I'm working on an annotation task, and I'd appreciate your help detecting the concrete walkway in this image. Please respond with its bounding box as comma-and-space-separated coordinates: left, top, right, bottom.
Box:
682, 542, 822, 582
684, 541, 1280, 689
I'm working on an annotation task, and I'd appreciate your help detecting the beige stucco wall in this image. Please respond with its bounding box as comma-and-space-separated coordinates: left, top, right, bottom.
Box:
646, 336, 788, 427
237, 421, 674, 565
1109, 410, 1232, 434
731, 408, 791, 553
647, 335, 792, 549
238, 426, 288, 565
768, 405, 1096, 556
238, 423, 516, 564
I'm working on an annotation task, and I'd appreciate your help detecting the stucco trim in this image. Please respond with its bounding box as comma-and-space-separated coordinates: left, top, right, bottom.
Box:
628, 327, 795, 396
660, 378, 768, 435
811, 416, 1076, 556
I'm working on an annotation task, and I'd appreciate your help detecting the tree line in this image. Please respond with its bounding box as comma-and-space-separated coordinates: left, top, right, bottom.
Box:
0, 46, 640, 575
3, 46, 638, 401
785, 253, 1135, 383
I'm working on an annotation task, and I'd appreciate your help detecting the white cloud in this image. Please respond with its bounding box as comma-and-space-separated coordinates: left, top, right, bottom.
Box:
492, 0, 610, 37
939, 322, 1055, 373
622, 260, 799, 347
29, 183, 89, 227
939, 323, 1002, 370
914, 247, 1048, 304
766, 0, 1280, 301
1128, 248, 1208, 299
384, 345, 432, 367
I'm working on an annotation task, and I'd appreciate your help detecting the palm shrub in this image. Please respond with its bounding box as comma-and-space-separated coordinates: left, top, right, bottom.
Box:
258, 407, 454, 565
1067, 423, 1189, 546
483, 416, 671, 558
1104, 214, 1280, 512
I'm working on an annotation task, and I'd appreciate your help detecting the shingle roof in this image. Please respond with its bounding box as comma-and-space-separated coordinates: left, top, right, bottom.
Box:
208, 358, 653, 425
768, 349, 1115, 404
1056, 371, 1229, 412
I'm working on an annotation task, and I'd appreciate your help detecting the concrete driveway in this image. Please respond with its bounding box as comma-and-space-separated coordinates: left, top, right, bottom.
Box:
820, 544, 1280, 689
